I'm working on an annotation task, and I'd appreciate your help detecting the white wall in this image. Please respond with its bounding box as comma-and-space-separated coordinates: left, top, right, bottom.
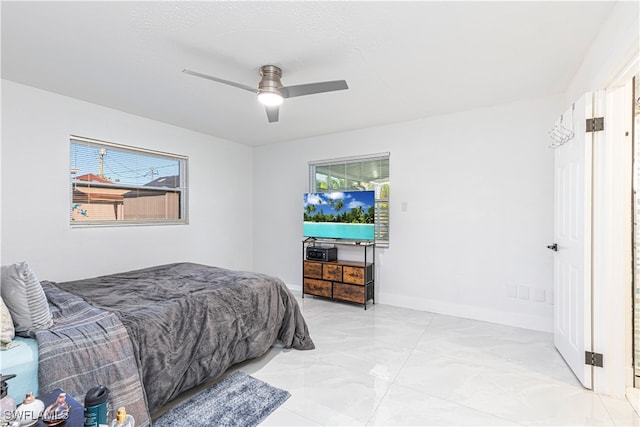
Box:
253, 94, 563, 332
565, 1, 639, 105
1, 80, 253, 282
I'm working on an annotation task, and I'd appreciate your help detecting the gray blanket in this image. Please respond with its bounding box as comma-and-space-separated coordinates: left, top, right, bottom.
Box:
52, 263, 315, 414
37, 282, 151, 426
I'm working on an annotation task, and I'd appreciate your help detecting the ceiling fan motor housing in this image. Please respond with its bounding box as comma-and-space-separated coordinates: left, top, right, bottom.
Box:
258, 65, 283, 95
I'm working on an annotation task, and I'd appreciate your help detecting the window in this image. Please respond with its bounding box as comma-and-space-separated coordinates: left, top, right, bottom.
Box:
309, 153, 389, 245
70, 135, 188, 226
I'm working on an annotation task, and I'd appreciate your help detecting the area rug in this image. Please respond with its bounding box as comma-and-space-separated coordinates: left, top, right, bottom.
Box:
153, 371, 290, 427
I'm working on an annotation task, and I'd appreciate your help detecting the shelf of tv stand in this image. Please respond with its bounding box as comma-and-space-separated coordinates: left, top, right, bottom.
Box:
304, 237, 375, 247
302, 238, 375, 309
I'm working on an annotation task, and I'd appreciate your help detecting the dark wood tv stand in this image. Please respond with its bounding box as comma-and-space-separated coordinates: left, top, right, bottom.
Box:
302, 238, 375, 309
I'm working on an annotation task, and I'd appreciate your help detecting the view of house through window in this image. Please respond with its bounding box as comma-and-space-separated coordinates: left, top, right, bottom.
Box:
309, 154, 389, 245
70, 136, 188, 225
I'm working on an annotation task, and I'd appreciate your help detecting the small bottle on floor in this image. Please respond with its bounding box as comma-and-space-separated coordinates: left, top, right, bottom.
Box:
110, 407, 135, 427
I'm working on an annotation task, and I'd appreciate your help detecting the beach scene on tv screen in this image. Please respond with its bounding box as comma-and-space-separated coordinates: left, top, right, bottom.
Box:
303, 191, 375, 240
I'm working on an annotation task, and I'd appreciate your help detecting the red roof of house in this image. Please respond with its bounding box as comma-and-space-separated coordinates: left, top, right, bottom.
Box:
76, 173, 113, 183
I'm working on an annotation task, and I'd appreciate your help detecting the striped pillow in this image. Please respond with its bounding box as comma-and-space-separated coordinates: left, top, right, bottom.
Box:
1, 262, 53, 337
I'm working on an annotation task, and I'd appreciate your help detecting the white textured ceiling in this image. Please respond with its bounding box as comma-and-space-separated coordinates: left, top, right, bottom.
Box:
1, 1, 615, 146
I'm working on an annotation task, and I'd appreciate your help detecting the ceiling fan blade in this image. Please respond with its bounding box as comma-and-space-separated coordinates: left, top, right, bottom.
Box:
265, 105, 279, 123
280, 80, 348, 99
182, 69, 256, 93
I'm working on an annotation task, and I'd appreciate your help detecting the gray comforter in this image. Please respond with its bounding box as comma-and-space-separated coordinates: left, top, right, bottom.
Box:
51, 263, 315, 414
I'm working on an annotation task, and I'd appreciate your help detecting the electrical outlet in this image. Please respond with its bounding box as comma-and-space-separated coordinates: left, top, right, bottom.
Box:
534, 288, 546, 302
518, 285, 530, 300
507, 285, 518, 298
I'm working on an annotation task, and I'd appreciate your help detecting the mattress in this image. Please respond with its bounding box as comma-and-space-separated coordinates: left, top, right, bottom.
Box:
0, 336, 39, 402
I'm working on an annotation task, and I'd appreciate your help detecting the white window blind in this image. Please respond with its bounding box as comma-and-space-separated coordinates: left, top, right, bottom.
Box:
69, 135, 188, 226
309, 153, 389, 245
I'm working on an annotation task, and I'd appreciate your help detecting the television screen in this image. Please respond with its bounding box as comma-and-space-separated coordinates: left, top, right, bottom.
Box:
303, 191, 375, 241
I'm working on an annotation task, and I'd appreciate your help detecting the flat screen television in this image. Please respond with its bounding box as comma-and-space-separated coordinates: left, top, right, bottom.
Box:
303, 190, 375, 241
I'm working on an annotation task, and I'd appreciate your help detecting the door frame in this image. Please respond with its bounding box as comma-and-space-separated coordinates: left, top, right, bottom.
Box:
592, 53, 636, 401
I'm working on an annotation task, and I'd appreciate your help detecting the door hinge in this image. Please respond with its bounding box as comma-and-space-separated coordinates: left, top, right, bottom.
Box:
585, 117, 604, 132
585, 351, 603, 367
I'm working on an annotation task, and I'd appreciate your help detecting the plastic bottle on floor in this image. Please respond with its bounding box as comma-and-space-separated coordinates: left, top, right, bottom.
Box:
0, 375, 17, 425
110, 407, 135, 427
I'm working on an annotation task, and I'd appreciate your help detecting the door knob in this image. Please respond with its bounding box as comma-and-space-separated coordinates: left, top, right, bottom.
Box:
547, 243, 558, 251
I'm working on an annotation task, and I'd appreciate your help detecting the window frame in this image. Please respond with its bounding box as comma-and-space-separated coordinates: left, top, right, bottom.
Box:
309, 152, 390, 246
69, 135, 189, 227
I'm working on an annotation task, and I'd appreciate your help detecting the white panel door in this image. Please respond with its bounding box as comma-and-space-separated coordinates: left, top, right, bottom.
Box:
553, 93, 597, 389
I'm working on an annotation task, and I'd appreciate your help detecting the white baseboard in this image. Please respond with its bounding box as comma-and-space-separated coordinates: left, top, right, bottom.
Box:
378, 291, 553, 332
626, 387, 640, 416
285, 283, 552, 332
286, 283, 302, 293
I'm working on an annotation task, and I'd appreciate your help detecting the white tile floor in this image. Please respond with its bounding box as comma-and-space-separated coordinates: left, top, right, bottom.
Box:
231, 295, 640, 426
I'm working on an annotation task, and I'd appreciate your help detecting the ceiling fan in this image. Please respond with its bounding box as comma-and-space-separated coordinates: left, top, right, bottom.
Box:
183, 65, 348, 123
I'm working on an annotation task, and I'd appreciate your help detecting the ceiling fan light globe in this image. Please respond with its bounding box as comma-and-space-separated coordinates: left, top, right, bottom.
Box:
258, 92, 283, 106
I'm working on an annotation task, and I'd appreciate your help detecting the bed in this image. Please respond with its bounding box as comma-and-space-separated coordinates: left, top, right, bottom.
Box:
31, 262, 314, 426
